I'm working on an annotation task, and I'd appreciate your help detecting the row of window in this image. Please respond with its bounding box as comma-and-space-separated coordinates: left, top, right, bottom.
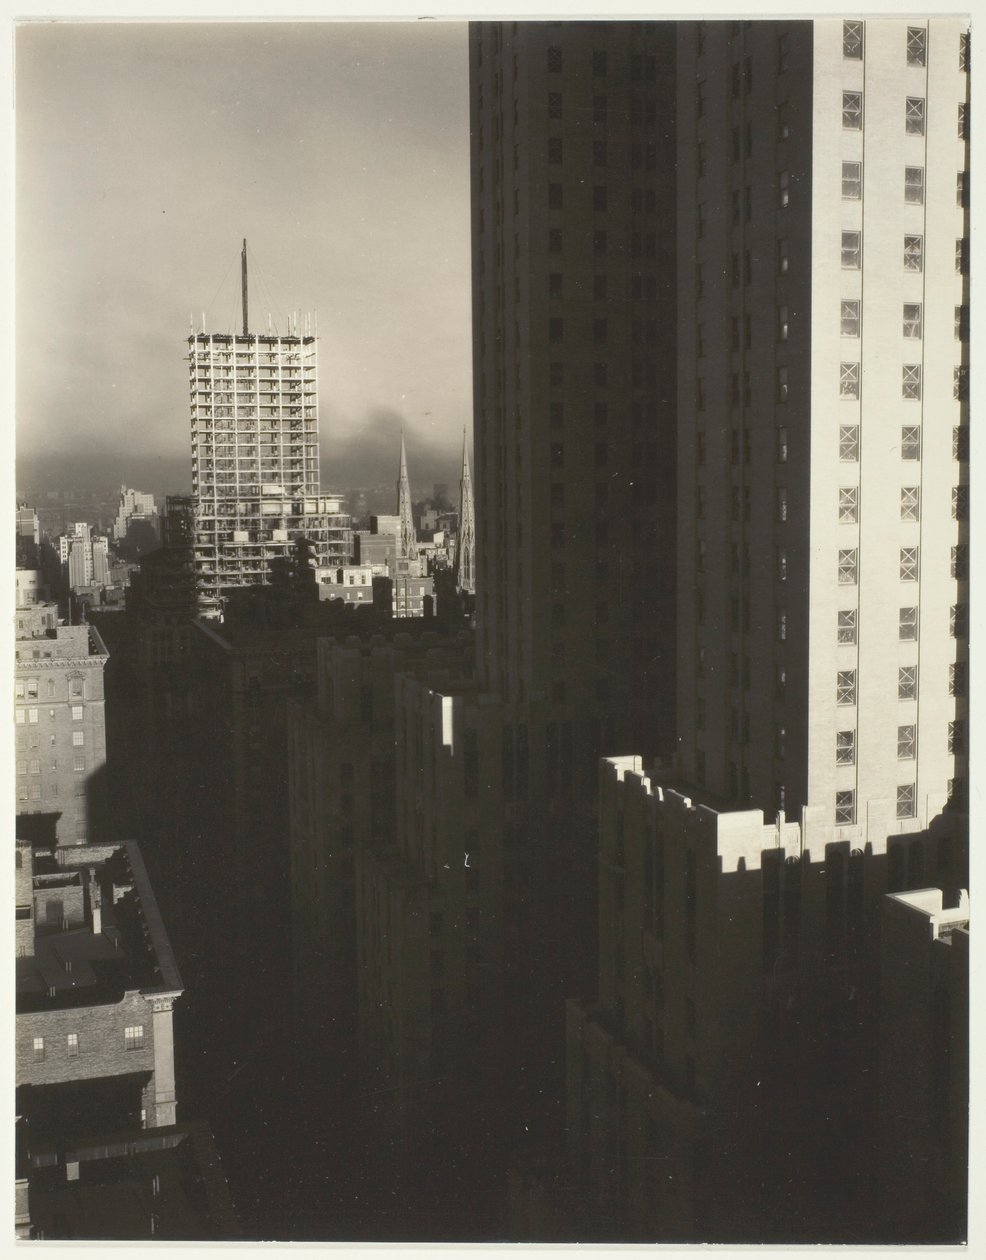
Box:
838, 424, 969, 463
15, 680, 86, 700
834, 784, 917, 826
31, 1025, 144, 1062
836, 721, 964, 765
835, 663, 966, 704
844, 233, 970, 275
843, 92, 968, 140
836, 604, 967, 643
545, 47, 655, 80
843, 21, 970, 72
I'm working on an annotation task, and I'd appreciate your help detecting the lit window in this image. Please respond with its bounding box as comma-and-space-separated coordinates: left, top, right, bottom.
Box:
900, 487, 919, 521
838, 609, 857, 645
838, 548, 858, 584
124, 1025, 145, 1051
842, 161, 862, 199
904, 167, 924, 204
951, 544, 968, 581
16, 708, 24, 724
840, 363, 860, 399
949, 663, 966, 698
843, 91, 863, 129
903, 235, 923, 272
843, 20, 864, 58
778, 170, 790, 209
72, 730, 85, 747
948, 721, 965, 756
841, 300, 860, 337
898, 725, 916, 760
902, 364, 921, 400
907, 26, 927, 66
952, 486, 969, 521
896, 784, 915, 819
28, 709, 38, 724
777, 610, 787, 642
835, 790, 856, 825
837, 670, 857, 705
905, 97, 925, 135
67, 1033, 79, 1058
842, 231, 862, 269
838, 487, 858, 523
899, 606, 919, 641
836, 730, 856, 765
71, 705, 83, 721
898, 665, 917, 700
33, 1037, 45, 1062
902, 304, 922, 339
901, 426, 920, 460
776, 488, 788, 523
900, 547, 919, 582
839, 425, 860, 462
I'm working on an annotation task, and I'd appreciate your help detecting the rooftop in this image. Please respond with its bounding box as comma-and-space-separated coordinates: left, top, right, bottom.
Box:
15, 622, 109, 663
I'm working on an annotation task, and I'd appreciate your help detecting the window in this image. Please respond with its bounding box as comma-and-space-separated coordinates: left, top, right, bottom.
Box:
954, 427, 969, 462
839, 425, 860, 462
840, 362, 860, 399
548, 137, 563, 164
843, 20, 864, 58
73, 754, 85, 772
593, 230, 607, 255
33, 1037, 44, 1062
957, 172, 969, 209
777, 610, 787, 642
949, 663, 966, 697
955, 239, 969, 275
841, 300, 860, 338
550, 443, 564, 468
776, 426, 788, 463
550, 401, 563, 428
948, 721, 965, 756
951, 604, 968, 639
836, 730, 856, 765
776, 487, 788, 523
835, 790, 856, 826
548, 228, 562, 254
907, 26, 926, 66
72, 729, 84, 747
778, 32, 790, 73
899, 665, 917, 700
548, 183, 563, 210
954, 367, 969, 402
16, 708, 24, 724
952, 486, 969, 521
593, 96, 607, 126
899, 606, 918, 641
777, 367, 789, 403
842, 231, 861, 269
903, 235, 923, 273
548, 92, 562, 120
837, 670, 857, 705
955, 304, 969, 341
593, 318, 608, 345
547, 45, 562, 73
960, 31, 970, 72
778, 101, 790, 141
839, 487, 859, 523
898, 725, 916, 760
952, 544, 968, 580
67, 1033, 79, 1058
592, 184, 607, 212
896, 784, 915, 819
594, 362, 607, 388
779, 170, 790, 209
902, 365, 921, 400
842, 161, 862, 200
838, 609, 857, 645
71, 705, 84, 721
901, 426, 920, 460
778, 305, 789, 342
905, 97, 925, 135
125, 1025, 145, 1051
838, 548, 858, 584
593, 49, 607, 76
28, 709, 38, 724
958, 103, 968, 140
890, 489, 918, 528
549, 317, 563, 343
843, 91, 863, 129
900, 547, 919, 581
902, 303, 922, 339
904, 167, 924, 204
593, 141, 607, 168
778, 239, 789, 275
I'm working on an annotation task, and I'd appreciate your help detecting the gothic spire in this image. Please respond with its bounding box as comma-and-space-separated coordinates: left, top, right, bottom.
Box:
397, 430, 418, 562
455, 427, 476, 595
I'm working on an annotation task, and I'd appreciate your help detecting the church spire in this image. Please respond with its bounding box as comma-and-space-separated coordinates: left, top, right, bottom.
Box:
397, 430, 418, 562
455, 427, 476, 595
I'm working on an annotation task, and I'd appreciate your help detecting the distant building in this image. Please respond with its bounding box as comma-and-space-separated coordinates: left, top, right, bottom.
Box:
113, 486, 158, 541
15, 570, 48, 608
17, 502, 40, 546
315, 565, 376, 607
354, 530, 396, 573
15, 621, 109, 846
188, 249, 351, 615
455, 431, 475, 596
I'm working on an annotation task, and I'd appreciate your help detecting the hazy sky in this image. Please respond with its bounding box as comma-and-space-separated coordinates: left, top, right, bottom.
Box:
15, 21, 472, 490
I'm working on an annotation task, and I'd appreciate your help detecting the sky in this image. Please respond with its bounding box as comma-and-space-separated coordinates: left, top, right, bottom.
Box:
15, 20, 472, 495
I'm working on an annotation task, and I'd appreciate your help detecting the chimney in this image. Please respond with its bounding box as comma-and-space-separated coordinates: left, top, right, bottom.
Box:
87, 869, 102, 936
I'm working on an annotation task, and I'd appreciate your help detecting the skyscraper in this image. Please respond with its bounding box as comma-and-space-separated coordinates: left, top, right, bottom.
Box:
470, 20, 678, 756
189, 242, 351, 615
564, 17, 970, 1242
